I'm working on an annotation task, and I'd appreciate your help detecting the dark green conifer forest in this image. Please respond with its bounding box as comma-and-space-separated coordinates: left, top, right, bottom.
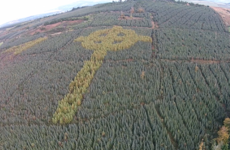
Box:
0, 0, 230, 149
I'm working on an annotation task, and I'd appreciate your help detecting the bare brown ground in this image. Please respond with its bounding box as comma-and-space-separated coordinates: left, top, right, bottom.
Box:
29, 20, 84, 35
29, 22, 62, 35
0, 53, 24, 70
150, 13, 158, 29
152, 45, 154, 50
211, 7, 230, 26
152, 21, 155, 29
151, 21, 158, 29
42, 22, 63, 30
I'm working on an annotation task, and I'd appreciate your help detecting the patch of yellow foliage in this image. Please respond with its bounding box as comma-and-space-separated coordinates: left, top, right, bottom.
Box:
2, 37, 47, 55
195, 65, 199, 72
74, 26, 152, 51
224, 117, 230, 129
52, 26, 152, 124
199, 140, 204, 150
217, 118, 230, 144
217, 126, 229, 144
141, 71, 145, 79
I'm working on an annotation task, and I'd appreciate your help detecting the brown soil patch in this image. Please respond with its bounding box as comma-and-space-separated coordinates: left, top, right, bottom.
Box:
211, 7, 230, 26
151, 21, 155, 29
43, 22, 62, 30
151, 21, 159, 29
29, 22, 62, 35
0, 53, 24, 70
29, 20, 84, 35
152, 45, 155, 49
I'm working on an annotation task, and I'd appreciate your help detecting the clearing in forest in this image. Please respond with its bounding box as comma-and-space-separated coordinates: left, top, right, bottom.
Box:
29, 20, 84, 35
211, 7, 230, 27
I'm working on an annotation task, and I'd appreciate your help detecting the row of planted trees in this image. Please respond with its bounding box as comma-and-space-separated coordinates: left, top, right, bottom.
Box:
155, 28, 230, 60
142, 1, 227, 31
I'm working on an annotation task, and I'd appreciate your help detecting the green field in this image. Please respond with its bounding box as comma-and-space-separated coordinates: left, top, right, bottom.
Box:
0, 0, 230, 149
